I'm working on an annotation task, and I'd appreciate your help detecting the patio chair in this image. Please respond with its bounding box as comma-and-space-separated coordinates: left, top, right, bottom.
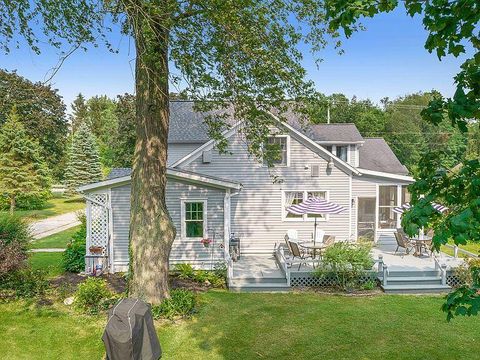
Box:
288, 240, 313, 270
284, 234, 294, 254
394, 231, 414, 255
322, 235, 335, 246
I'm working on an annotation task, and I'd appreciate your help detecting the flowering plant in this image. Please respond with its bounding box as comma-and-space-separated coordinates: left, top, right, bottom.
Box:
200, 238, 212, 247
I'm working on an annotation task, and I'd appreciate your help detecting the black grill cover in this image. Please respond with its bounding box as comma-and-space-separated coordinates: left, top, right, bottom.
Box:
102, 298, 161, 360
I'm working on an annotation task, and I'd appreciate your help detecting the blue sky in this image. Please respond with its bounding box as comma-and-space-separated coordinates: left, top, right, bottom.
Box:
0, 7, 469, 112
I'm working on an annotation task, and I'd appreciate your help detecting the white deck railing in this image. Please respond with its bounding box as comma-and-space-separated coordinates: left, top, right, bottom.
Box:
442, 243, 479, 259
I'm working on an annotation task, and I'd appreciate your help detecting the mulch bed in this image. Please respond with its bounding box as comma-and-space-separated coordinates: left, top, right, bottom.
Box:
169, 276, 212, 292
49, 272, 127, 295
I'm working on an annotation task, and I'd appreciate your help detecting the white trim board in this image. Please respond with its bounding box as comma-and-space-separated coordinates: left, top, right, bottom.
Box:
77, 168, 242, 193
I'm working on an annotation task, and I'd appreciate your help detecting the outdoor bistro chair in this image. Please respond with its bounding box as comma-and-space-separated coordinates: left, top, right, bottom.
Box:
394, 230, 414, 255
288, 240, 313, 270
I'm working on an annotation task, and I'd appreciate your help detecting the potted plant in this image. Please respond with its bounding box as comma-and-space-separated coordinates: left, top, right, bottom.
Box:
89, 246, 104, 255
200, 238, 212, 248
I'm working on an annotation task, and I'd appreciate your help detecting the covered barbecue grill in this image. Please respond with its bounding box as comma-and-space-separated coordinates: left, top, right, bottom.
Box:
103, 298, 161, 360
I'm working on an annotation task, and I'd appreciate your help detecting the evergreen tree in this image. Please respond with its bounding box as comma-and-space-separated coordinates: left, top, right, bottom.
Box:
0, 106, 51, 213
69, 93, 89, 134
64, 123, 103, 194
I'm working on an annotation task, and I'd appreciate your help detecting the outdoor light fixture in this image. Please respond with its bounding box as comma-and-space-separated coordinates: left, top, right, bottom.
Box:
326, 157, 333, 170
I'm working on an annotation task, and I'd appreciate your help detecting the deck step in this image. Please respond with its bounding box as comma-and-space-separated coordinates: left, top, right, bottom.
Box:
383, 276, 442, 286
386, 270, 440, 277
381, 284, 451, 294
230, 277, 286, 285
229, 282, 291, 293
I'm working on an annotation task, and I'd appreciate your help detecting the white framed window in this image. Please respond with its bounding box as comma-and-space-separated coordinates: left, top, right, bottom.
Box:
265, 135, 290, 166
282, 190, 328, 222
323, 145, 349, 163
336, 146, 348, 162
378, 185, 397, 229
181, 199, 207, 238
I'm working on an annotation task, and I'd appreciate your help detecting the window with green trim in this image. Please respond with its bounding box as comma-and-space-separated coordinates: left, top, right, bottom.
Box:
184, 202, 205, 238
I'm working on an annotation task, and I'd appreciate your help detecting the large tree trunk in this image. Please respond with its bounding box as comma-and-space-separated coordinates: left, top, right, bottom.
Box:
125, 2, 176, 303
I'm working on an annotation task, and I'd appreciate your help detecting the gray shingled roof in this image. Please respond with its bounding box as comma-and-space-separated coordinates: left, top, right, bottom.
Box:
359, 138, 409, 175
303, 124, 363, 143
168, 101, 236, 143
106, 168, 131, 180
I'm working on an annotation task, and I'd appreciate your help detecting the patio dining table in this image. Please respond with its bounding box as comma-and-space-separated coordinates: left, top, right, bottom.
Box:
410, 236, 433, 257
299, 241, 328, 260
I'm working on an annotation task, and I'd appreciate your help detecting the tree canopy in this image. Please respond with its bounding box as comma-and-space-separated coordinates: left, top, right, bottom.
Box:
0, 69, 67, 180
0, 107, 51, 212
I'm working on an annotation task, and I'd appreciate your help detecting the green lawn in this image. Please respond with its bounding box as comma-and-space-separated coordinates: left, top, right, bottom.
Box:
441, 241, 480, 258
29, 252, 64, 278
2, 292, 480, 359
30, 226, 79, 249
5, 196, 85, 222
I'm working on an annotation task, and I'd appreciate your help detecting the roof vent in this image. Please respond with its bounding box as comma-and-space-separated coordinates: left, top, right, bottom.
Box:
202, 150, 212, 163
311, 164, 320, 177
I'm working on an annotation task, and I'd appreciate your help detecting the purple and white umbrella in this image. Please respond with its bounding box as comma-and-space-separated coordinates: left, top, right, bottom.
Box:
393, 202, 448, 215
286, 197, 346, 244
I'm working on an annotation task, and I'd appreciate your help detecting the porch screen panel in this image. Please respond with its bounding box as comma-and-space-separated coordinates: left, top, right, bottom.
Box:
378, 185, 397, 229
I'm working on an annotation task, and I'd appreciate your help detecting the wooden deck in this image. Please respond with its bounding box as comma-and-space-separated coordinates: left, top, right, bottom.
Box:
229, 241, 466, 293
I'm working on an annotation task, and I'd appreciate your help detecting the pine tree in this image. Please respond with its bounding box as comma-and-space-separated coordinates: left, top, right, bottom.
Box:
0, 106, 51, 213
69, 93, 89, 134
64, 123, 103, 194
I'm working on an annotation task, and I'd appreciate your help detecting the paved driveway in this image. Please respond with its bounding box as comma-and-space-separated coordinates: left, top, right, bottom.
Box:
30, 212, 81, 239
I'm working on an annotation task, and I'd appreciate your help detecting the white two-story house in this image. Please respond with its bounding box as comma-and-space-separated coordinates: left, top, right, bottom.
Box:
78, 101, 413, 273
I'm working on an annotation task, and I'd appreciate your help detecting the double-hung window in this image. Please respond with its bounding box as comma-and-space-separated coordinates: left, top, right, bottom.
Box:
182, 200, 207, 238
283, 191, 327, 221
265, 136, 289, 166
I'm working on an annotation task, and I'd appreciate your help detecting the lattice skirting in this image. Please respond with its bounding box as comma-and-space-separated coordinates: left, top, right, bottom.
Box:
290, 271, 378, 288
446, 272, 463, 288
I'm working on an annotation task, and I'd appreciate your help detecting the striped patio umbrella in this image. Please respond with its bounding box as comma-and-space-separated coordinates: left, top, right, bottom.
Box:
393, 202, 448, 215
286, 197, 346, 245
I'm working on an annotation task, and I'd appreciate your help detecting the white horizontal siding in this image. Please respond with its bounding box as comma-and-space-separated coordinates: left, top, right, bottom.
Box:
109, 179, 225, 271
182, 130, 353, 254
167, 143, 203, 165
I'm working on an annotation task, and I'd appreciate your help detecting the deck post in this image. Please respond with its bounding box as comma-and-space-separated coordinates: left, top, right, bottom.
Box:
378, 255, 384, 273
382, 264, 388, 287
441, 264, 447, 286
454, 245, 458, 258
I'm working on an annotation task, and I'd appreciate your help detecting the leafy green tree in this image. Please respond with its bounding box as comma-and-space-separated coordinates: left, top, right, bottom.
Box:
0, 0, 347, 302
383, 92, 467, 173
64, 123, 103, 194
324, 0, 479, 319
0, 70, 67, 180
111, 93, 136, 168
0, 107, 51, 213
85, 95, 118, 167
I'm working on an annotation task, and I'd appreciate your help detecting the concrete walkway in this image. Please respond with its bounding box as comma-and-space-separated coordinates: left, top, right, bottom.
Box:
30, 248, 65, 253
30, 212, 81, 239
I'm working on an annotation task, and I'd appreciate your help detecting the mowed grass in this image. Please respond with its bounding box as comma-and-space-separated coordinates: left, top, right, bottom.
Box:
29, 252, 64, 278
30, 226, 79, 249
6, 196, 85, 222
2, 291, 480, 359
441, 241, 480, 258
